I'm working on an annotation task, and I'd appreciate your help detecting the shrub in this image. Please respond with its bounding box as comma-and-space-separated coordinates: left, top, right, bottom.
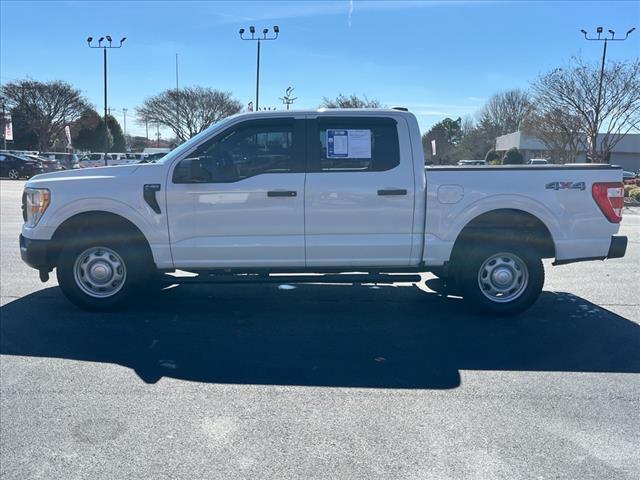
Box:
485, 148, 499, 162
629, 187, 640, 202
624, 184, 637, 197
502, 147, 524, 165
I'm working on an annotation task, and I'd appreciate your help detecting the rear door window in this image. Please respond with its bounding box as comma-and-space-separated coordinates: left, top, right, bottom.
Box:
308, 118, 400, 172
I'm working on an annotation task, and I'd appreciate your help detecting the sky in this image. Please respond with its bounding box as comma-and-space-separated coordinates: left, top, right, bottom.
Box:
1, 0, 639, 138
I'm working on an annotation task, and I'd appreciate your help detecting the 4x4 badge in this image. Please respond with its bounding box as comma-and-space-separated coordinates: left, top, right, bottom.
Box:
545, 181, 586, 191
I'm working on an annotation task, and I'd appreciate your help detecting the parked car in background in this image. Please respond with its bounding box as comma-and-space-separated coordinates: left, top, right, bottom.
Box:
22, 154, 63, 173
457, 159, 486, 166
41, 152, 80, 170
79, 153, 113, 168
79, 153, 137, 168
143, 152, 167, 162
622, 170, 640, 186
529, 158, 549, 165
0, 152, 44, 179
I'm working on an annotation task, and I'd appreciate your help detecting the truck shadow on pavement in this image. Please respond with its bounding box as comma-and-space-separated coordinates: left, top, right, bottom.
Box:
1, 283, 639, 389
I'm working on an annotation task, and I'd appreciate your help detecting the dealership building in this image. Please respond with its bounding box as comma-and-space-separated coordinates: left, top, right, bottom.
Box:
495, 131, 640, 171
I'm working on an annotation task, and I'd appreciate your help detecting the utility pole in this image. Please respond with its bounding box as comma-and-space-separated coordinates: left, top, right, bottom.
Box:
580, 26, 635, 162
239, 25, 279, 111
1, 98, 6, 150
122, 108, 127, 137
87, 35, 126, 165
175, 53, 180, 143
279, 86, 298, 110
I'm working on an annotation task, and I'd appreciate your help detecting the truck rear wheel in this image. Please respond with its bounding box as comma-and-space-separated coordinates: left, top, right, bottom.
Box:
57, 239, 147, 310
460, 244, 544, 316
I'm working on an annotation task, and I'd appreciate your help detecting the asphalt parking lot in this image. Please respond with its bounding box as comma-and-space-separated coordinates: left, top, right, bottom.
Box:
1, 178, 639, 479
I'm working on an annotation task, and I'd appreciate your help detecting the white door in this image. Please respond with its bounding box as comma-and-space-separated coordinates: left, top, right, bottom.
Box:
304, 116, 416, 267
166, 118, 306, 268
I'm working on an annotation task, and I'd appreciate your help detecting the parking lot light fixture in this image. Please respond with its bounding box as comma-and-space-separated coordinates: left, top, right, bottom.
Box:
87, 34, 127, 165
580, 26, 636, 162
239, 25, 280, 111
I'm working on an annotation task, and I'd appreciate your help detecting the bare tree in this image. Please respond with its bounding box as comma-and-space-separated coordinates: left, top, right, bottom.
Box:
479, 89, 533, 136
532, 57, 640, 162
1, 79, 90, 151
320, 94, 383, 108
522, 109, 584, 163
136, 87, 243, 141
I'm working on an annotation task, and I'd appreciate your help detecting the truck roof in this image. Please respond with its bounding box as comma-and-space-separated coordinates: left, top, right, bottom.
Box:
230, 108, 414, 119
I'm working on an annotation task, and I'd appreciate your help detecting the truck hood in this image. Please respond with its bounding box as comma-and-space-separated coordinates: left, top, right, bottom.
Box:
26, 164, 141, 187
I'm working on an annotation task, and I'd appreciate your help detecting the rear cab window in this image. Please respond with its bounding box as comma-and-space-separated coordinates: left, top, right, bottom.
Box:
308, 117, 400, 173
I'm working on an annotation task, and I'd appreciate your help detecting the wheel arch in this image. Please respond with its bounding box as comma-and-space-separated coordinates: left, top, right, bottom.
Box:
47, 211, 155, 269
449, 208, 556, 269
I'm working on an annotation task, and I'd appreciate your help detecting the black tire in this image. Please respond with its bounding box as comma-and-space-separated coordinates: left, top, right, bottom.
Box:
459, 243, 544, 316
7, 168, 20, 180
57, 236, 151, 311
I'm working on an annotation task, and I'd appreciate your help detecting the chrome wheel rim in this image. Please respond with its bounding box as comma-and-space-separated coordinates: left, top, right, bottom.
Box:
73, 247, 127, 298
8, 169, 19, 180
477, 252, 528, 303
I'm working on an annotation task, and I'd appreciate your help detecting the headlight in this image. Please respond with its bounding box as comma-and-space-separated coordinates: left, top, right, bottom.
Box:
23, 188, 50, 227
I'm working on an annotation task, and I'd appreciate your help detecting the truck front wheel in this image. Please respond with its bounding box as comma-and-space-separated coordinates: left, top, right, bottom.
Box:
57, 240, 147, 310
459, 244, 544, 316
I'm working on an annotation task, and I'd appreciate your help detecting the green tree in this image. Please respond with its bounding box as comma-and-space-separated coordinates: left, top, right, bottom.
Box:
8, 106, 39, 150
73, 109, 113, 152
422, 117, 462, 164
503, 147, 524, 165
106, 115, 126, 151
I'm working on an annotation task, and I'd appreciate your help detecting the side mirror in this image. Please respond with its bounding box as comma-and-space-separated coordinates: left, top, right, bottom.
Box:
173, 157, 213, 183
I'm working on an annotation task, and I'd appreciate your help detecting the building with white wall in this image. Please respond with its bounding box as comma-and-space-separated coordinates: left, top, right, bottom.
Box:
495, 131, 640, 171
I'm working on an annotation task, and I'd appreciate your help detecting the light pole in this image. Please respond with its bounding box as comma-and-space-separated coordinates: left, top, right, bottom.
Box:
580, 26, 635, 162
87, 35, 126, 165
239, 25, 279, 111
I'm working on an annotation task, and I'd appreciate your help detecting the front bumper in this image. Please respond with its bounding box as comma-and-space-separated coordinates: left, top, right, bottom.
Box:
553, 235, 627, 266
19, 234, 51, 270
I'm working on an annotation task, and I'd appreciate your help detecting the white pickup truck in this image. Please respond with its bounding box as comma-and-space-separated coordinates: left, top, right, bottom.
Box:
20, 109, 627, 315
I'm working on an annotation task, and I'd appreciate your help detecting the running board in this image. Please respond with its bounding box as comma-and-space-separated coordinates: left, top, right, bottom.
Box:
162, 273, 423, 285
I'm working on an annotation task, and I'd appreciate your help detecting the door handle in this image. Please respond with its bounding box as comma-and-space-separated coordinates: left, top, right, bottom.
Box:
377, 189, 407, 196
267, 190, 297, 197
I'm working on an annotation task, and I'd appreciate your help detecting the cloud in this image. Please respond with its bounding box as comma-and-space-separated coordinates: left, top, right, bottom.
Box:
348, 0, 354, 27
412, 110, 451, 116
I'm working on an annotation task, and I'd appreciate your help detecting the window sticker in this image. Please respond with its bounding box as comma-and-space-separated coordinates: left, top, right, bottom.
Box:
326, 129, 372, 158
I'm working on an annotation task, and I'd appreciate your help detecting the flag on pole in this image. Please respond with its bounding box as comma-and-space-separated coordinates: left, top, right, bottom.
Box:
247, 101, 254, 112
65, 125, 72, 147
3, 114, 13, 141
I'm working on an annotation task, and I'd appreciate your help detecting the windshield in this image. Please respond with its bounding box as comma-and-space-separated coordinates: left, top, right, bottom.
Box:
153, 115, 240, 164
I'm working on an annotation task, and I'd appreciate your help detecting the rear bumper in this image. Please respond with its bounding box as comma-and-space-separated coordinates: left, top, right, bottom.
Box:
19, 234, 51, 270
553, 235, 627, 266
607, 235, 627, 259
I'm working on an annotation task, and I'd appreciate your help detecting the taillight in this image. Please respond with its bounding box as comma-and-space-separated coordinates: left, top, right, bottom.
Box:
592, 182, 623, 223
